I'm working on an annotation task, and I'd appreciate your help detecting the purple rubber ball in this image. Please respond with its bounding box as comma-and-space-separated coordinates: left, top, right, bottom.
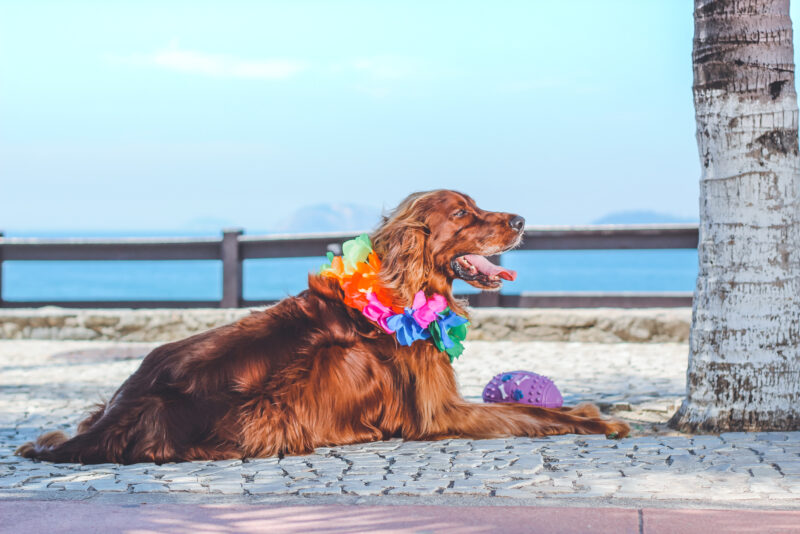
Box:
482, 370, 563, 408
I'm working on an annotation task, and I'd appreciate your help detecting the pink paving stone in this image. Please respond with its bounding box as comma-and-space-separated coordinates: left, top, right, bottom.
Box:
642, 508, 800, 534
1, 502, 639, 534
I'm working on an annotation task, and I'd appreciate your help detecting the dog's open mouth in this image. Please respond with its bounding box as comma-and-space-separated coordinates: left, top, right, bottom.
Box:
451, 254, 517, 289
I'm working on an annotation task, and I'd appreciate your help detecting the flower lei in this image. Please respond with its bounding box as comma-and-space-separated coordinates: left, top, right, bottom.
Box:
320, 234, 469, 362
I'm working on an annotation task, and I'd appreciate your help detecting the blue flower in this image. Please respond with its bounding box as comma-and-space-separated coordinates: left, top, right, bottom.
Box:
387, 309, 431, 346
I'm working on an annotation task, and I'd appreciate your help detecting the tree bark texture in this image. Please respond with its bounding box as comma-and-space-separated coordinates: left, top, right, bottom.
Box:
670, 0, 800, 432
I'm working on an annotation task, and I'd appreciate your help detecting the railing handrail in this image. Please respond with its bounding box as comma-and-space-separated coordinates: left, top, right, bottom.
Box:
0, 223, 699, 243
0, 224, 700, 257
0, 224, 700, 308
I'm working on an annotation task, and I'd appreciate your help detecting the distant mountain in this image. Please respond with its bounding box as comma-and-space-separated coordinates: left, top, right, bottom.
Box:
275, 203, 382, 234
180, 216, 238, 233
592, 211, 697, 225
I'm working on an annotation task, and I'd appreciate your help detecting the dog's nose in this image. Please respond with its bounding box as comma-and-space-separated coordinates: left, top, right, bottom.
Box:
509, 215, 525, 232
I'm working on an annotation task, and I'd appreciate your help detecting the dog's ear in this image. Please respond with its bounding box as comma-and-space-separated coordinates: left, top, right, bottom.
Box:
372, 220, 433, 309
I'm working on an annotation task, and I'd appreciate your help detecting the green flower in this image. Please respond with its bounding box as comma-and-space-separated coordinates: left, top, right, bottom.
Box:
429, 307, 469, 363
444, 322, 469, 363
342, 233, 373, 273
320, 251, 335, 272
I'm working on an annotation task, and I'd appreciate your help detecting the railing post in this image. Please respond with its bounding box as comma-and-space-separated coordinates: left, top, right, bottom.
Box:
221, 228, 243, 308
0, 231, 4, 307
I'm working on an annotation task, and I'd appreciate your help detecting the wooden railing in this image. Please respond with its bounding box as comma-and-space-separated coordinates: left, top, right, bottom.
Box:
0, 224, 699, 309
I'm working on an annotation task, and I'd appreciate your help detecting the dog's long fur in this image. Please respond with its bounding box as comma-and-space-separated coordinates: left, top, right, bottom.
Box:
17, 190, 629, 464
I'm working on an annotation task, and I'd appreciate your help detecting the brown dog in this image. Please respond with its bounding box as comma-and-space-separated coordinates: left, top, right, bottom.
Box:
17, 190, 629, 464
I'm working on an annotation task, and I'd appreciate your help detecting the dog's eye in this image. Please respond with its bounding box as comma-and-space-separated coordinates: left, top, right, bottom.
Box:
453, 209, 467, 218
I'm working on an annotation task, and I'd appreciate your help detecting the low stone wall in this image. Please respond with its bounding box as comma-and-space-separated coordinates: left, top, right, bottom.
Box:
0, 306, 691, 343
468, 308, 690, 343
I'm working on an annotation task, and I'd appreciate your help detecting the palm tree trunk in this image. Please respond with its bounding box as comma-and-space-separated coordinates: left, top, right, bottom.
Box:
670, 0, 800, 432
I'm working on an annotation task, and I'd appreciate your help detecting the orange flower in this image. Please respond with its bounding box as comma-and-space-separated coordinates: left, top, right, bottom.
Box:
340, 257, 380, 310
320, 255, 346, 281
321, 244, 402, 314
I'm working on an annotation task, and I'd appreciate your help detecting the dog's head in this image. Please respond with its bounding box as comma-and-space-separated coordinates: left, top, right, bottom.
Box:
372, 190, 524, 314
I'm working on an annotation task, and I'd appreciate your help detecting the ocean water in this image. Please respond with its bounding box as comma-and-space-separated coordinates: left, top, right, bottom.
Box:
1, 249, 698, 302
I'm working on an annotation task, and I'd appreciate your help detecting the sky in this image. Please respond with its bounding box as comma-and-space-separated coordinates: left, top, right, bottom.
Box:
1, 0, 788, 235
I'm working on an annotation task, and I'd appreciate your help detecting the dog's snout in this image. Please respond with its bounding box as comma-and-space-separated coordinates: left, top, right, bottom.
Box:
509, 215, 525, 232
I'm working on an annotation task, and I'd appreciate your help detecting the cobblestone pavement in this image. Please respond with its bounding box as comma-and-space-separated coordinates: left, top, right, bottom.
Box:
1, 340, 799, 506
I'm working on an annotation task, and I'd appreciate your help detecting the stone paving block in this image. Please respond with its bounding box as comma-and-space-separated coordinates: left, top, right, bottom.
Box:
68, 473, 109, 483
388, 466, 423, 476
159, 475, 198, 484
748, 465, 782, 477
763, 491, 798, 500
491, 475, 550, 490
192, 466, 234, 478
18, 478, 54, 491
748, 480, 788, 495
443, 484, 491, 495
207, 481, 244, 494
470, 439, 511, 449
308, 459, 347, 470
253, 468, 286, 482
342, 482, 386, 496
720, 432, 758, 442
297, 485, 343, 496
0, 475, 28, 489
243, 481, 294, 495
381, 474, 410, 486
465, 471, 512, 482
777, 461, 800, 475
81, 463, 119, 470
203, 470, 243, 481
448, 478, 488, 491
277, 457, 311, 468
551, 475, 578, 488
509, 455, 544, 474
577, 469, 624, 482
666, 454, 698, 469
657, 437, 693, 448
89, 478, 127, 492
577, 482, 620, 497
117, 464, 156, 474
578, 449, 628, 459
389, 481, 446, 495
131, 483, 168, 493
492, 487, 537, 498
43, 474, 80, 484
305, 475, 342, 487
345, 470, 386, 480
163, 481, 205, 492
689, 436, 724, 448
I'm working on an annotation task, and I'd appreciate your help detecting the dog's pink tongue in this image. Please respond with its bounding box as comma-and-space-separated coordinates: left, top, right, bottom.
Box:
464, 254, 517, 281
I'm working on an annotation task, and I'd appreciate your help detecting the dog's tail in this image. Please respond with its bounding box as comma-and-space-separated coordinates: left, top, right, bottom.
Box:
15, 430, 107, 464
16, 431, 73, 462
16, 401, 112, 463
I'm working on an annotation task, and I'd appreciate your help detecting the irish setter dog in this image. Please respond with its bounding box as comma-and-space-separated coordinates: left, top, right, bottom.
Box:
17, 190, 629, 464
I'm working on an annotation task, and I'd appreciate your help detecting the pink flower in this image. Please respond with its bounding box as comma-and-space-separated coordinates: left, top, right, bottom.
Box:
411, 291, 448, 329
362, 292, 395, 334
